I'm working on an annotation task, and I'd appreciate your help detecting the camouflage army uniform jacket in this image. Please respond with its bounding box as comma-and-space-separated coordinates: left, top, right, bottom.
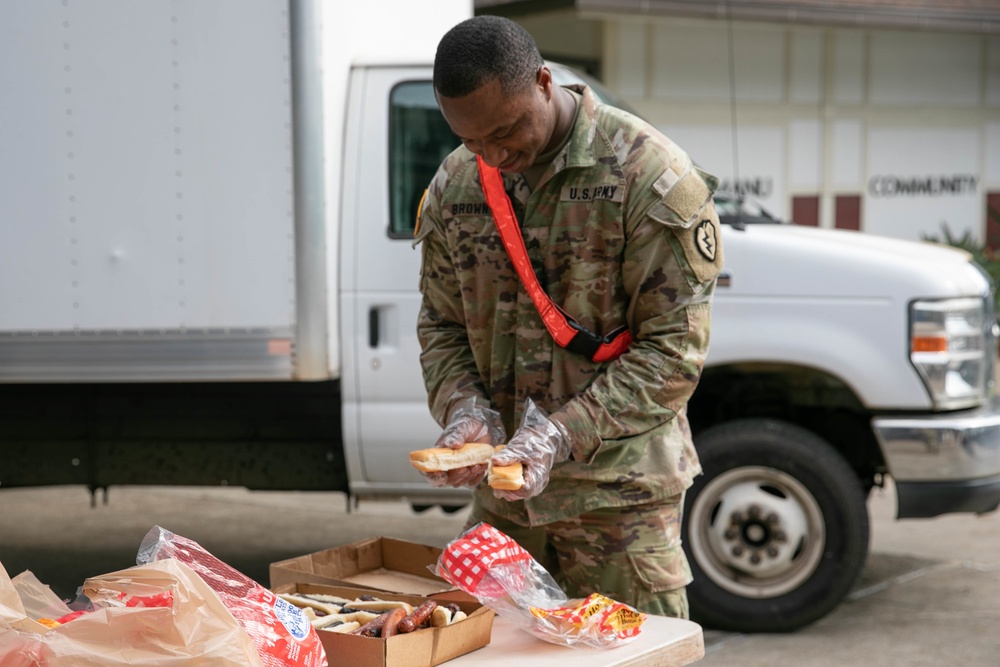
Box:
416, 85, 723, 526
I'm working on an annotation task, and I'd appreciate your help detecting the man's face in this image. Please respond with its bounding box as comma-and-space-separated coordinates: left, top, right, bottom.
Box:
437, 68, 556, 174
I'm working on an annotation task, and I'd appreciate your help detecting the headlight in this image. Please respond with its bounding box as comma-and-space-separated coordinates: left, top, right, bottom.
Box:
910, 297, 989, 409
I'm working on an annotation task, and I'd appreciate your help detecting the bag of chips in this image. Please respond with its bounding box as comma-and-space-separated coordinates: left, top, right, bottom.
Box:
436, 522, 646, 649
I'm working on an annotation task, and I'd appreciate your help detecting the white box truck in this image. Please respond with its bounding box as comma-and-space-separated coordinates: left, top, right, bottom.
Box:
3, 0, 1000, 633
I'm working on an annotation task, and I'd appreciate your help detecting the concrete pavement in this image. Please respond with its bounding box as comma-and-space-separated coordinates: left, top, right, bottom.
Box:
1, 482, 999, 665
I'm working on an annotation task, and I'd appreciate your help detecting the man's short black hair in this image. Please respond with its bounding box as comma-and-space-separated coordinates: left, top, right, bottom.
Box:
434, 15, 544, 99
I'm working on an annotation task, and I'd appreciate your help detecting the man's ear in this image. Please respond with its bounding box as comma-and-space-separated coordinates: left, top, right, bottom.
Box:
536, 65, 553, 97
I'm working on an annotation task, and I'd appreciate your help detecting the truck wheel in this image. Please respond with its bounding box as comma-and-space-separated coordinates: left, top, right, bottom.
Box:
683, 418, 869, 632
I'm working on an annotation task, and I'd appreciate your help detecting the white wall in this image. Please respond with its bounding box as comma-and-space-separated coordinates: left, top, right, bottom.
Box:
869, 31, 981, 108
540, 12, 1000, 242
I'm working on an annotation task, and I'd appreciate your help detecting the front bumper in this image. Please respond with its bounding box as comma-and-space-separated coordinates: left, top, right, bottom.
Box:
872, 395, 1000, 518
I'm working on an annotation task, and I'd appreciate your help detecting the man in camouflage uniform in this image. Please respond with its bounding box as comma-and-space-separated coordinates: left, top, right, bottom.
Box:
415, 15, 723, 618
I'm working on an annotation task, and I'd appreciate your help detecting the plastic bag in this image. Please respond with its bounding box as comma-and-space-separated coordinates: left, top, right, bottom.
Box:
0, 558, 262, 667
137, 526, 327, 667
9, 571, 73, 624
435, 522, 646, 649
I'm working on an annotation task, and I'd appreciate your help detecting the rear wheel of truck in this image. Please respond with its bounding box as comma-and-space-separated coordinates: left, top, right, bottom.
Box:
682, 418, 869, 632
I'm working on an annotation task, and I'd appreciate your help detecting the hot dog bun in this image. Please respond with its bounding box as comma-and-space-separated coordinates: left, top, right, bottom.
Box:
409, 442, 494, 473
488, 461, 524, 490
487, 445, 524, 490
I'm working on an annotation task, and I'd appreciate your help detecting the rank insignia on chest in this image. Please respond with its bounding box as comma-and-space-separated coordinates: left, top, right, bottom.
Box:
560, 184, 624, 203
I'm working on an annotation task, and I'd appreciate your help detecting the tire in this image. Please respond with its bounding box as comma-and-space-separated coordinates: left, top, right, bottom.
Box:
683, 418, 869, 632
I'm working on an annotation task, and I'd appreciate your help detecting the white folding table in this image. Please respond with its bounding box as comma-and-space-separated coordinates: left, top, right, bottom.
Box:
447, 613, 704, 666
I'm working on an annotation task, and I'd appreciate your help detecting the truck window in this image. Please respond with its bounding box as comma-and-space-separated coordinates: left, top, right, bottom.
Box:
389, 81, 459, 238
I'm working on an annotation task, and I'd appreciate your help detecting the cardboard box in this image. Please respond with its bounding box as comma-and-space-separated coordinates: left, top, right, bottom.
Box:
274, 583, 494, 667
269, 537, 452, 595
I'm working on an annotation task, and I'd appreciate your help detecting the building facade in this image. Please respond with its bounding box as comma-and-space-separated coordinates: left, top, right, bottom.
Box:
478, 0, 1000, 244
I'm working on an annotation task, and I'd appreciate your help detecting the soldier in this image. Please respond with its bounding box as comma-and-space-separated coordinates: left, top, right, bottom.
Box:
414, 14, 723, 619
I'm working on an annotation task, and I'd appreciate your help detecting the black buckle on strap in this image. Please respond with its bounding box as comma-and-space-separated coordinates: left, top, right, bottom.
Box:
564, 321, 627, 360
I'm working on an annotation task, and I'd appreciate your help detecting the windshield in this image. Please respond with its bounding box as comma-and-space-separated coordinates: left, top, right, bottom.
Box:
713, 193, 783, 223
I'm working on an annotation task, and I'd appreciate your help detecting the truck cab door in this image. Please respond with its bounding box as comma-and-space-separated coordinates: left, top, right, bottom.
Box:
340, 66, 464, 501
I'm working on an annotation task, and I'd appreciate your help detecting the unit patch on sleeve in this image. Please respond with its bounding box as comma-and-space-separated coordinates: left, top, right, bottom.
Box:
414, 188, 429, 238
680, 211, 724, 283
695, 219, 718, 261
646, 167, 724, 284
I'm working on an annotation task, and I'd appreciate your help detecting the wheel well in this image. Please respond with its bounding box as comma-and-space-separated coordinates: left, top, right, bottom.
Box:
688, 363, 885, 491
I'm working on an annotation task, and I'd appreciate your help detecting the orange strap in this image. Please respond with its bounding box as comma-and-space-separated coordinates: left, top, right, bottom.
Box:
476, 156, 631, 363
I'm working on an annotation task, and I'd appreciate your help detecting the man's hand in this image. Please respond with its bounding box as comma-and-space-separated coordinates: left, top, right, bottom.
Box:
423, 397, 505, 488
490, 399, 571, 501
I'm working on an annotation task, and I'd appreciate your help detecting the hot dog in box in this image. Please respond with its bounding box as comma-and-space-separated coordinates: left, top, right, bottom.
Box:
271, 583, 493, 667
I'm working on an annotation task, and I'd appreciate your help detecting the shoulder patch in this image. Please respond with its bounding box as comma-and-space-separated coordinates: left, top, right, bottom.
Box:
646, 166, 713, 229
647, 167, 724, 284
414, 188, 428, 238
678, 207, 724, 284
694, 218, 720, 263
663, 170, 712, 226
652, 165, 685, 198
412, 188, 439, 247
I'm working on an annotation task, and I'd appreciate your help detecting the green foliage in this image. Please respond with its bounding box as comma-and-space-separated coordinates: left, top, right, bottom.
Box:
921, 206, 1000, 314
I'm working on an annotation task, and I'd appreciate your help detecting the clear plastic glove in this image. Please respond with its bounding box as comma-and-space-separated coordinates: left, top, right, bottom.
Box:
491, 399, 571, 501
425, 396, 506, 488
